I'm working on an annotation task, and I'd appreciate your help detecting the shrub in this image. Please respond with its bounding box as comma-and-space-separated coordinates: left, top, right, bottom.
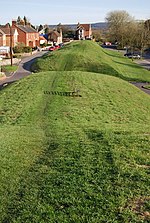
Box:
13, 43, 25, 53
23, 46, 32, 53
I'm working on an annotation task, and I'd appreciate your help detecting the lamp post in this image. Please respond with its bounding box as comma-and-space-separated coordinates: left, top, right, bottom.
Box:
9, 23, 13, 66
0, 57, 2, 74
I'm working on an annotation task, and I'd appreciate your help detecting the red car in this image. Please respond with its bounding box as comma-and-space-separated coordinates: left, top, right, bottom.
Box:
54, 45, 60, 50
49, 46, 56, 51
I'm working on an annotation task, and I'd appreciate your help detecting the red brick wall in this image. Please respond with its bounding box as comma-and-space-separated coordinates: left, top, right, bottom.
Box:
17, 29, 26, 45
12, 23, 39, 47
0, 36, 4, 46
26, 33, 39, 47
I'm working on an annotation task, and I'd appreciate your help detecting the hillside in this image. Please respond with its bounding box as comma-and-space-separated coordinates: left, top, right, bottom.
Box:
32, 41, 150, 82
48, 22, 107, 30
0, 40, 150, 222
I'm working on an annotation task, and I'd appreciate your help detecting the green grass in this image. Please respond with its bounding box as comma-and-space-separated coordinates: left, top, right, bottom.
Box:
0, 71, 150, 222
0, 72, 5, 78
1, 65, 18, 76
31, 41, 150, 82
142, 84, 150, 90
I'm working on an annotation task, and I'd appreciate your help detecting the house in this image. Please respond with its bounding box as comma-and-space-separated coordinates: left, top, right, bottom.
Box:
12, 20, 39, 47
39, 35, 47, 46
76, 23, 92, 40
0, 24, 18, 47
39, 35, 47, 45
47, 29, 62, 45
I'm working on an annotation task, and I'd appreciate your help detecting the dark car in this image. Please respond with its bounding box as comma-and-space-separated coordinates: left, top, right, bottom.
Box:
59, 43, 64, 48
124, 52, 132, 57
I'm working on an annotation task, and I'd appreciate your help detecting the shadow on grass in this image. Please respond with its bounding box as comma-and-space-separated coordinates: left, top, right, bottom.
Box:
104, 50, 123, 59
22, 56, 43, 72
113, 60, 143, 69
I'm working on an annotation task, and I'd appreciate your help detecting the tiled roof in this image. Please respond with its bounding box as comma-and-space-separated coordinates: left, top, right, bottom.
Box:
77, 24, 91, 31
0, 27, 16, 35
49, 31, 60, 37
39, 36, 47, 40
17, 25, 38, 33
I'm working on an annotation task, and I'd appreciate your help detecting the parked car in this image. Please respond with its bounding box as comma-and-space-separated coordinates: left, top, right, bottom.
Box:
129, 54, 141, 59
59, 43, 64, 48
124, 53, 141, 59
54, 45, 60, 50
49, 46, 56, 51
124, 53, 132, 57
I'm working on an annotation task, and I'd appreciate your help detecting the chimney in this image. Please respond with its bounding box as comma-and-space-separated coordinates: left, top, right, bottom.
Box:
12, 20, 17, 27
20, 20, 25, 26
59, 28, 63, 41
4, 23, 10, 28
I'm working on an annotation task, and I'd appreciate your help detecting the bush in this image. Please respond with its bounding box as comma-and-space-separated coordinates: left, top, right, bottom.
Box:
13, 43, 32, 53
23, 46, 32, 53
13, 43, 25, 53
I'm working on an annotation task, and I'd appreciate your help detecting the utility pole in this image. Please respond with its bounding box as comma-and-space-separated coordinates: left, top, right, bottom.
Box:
9, 24, 13, 66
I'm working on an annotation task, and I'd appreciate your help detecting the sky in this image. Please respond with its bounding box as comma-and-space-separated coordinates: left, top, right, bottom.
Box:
0, 0, 150, 25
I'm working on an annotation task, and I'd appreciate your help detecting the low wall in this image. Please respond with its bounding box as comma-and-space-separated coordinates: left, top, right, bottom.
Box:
0, 58, 21, 66
0, 50, 38, 66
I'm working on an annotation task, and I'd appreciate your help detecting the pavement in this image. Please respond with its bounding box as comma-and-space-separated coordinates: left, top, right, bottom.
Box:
134, 58, 150, 70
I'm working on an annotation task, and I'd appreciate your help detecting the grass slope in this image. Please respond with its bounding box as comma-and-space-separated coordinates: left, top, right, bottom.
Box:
31, 41, 150, 82
0, 71, 150, 222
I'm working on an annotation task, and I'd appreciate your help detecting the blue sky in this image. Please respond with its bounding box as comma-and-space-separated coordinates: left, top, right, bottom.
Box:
0, 0, 150, 25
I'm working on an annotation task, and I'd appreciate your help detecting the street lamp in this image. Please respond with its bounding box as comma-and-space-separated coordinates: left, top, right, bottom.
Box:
0, 57, 2, 74
9, 23, 13, 66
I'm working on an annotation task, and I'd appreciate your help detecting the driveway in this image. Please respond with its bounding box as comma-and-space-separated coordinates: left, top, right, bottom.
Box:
0, 50, 48, 89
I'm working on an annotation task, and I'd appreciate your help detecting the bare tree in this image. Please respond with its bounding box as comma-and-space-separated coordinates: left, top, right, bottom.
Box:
135, 21, 150, 57
105, 10, 134, 48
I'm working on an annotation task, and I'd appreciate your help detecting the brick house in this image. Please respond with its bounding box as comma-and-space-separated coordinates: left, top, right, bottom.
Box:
12, 20, 39, 47
47, 29, 63, 45
76, 23, 92, 40
0, 24, 18, 47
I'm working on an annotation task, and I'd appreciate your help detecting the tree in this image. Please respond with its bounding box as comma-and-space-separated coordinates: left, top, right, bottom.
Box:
44, 27, 50, 34
105, 10, 134, 48
23, 16, 28, 25
38, 24, 44, 32
92, 29, 103, 42
134, 21, 150, 56
58, 24, 74, 38
17, 16, 21, 24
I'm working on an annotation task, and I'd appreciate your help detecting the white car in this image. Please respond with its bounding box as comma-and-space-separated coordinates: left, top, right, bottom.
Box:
128, 54, 141, 59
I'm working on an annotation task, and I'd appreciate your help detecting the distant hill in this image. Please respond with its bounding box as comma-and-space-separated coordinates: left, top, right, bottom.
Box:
91, 22, 107, 29
48, 22, 107, 30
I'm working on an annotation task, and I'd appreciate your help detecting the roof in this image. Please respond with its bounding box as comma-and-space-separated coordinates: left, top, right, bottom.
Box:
0, 27, 17, 35
17, 25, 38, 33
39, 36, 47, 40
0, 29, 5, 35
49, 30, 61, 37
77, 24, 91, 31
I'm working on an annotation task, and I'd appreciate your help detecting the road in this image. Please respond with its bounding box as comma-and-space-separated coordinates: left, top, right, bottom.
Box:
0, 50, 48, 89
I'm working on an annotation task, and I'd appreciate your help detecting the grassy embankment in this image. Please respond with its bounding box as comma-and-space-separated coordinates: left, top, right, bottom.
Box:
32, 41, 150, 82
0, 41, 150, 222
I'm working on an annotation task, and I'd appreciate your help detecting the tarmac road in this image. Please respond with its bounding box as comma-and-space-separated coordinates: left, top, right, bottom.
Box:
0, 50, 48, 89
